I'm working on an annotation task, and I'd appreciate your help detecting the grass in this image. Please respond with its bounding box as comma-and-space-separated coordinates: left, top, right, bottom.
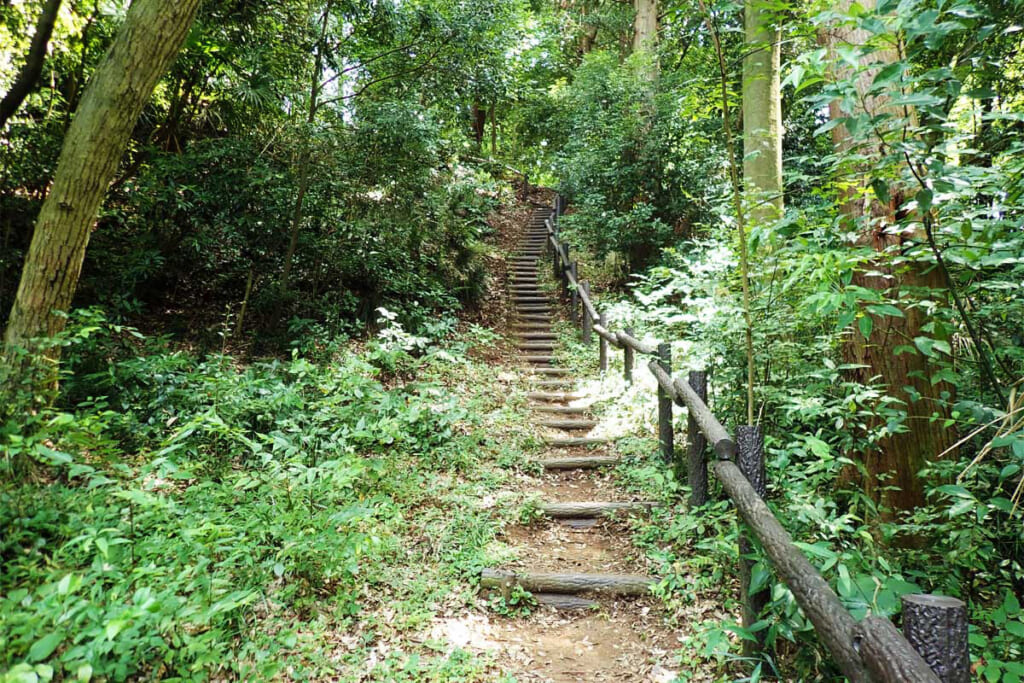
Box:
0, 316, 542, 682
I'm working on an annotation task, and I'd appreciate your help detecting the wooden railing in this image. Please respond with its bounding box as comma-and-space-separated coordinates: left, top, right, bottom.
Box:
544, 196, 970, 683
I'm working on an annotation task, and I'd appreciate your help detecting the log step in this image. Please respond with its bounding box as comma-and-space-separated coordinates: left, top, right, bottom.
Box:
528, 368, 571, 376
517, 316, 552, 323
517, 333, 557, 340
540, 501, 660, 518
481, 569, 655, 597
526, 392, 581, 401
540, 455, 621, 470
544, 436, 609, 446
524, 356, 555, 364
534, 405, 588, 415
537, 419, 598, 430
518, 344, 555, 352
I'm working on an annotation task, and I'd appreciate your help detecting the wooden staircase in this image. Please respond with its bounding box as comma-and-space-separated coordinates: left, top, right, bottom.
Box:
483, 206, 658, 609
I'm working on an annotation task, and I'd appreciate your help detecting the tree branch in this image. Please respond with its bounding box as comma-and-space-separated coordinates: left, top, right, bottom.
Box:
0, 0, 63, 129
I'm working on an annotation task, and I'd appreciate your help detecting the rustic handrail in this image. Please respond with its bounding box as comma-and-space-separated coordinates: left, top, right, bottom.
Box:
540, 196, 962, 683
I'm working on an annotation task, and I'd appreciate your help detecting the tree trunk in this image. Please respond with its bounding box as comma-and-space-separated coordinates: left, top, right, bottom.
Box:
822, 0, 955, 519
0, 0, 63, 129
742, 0, 783, 225
2, 0, 202, 385
276, 0, 333, 321
632, 0, 658, 53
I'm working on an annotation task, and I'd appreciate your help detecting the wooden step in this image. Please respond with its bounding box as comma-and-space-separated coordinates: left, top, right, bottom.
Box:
512, 324, 552, 330
540, 455, 620, 470
540, 501, 659, 518
518, 343, 555, 352
524, 355, 555, 364
481, 569, 655, 597
514, 297, 549, 303
534, 405, 587, 415
527, 391, 581, 401
532, 380, 573, 389
544, 436, 609, 446
518, 333, 558, 340
516, 316, 552, 323
537, 419, 598, 430
528, 368, 571, 376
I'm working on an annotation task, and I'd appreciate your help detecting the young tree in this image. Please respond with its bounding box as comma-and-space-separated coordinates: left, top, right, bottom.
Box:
0, 0, 63, 129
742, 0, 783, 224
2, 0, 202, 385
822, 0, 955, 518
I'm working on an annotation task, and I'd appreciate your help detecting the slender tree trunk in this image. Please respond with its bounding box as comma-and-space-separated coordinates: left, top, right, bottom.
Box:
822, 0, 955, 519
490, 103, 498, 155
0, 0, 63, 129
742, 0, 783, 225
277, 0, 333, 315
2, 0, 202, 387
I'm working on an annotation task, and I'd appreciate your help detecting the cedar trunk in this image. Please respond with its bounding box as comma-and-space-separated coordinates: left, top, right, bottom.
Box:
2, 0, 202, 380
823, 0, 955, 517
742, 1, 783, 225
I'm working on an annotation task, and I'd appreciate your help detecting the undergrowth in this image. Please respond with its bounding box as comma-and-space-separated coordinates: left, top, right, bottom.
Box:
0, 311, 533, 682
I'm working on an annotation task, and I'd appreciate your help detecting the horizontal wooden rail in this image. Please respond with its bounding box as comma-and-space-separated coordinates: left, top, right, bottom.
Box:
616, 330, 658, 356
539, 196, 960, 683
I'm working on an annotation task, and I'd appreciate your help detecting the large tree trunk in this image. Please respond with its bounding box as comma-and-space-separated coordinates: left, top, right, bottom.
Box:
2, 0, 202, 383
822, 0, 955, 519
632, 0, 658, 53
0, 0, 63, 129
742, 0, 783, 225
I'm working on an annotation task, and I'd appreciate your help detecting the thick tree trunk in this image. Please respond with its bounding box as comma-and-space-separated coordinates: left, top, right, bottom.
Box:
822, 0, 955, 518
2, 0, 202, 381
742, 1, 783, 225
0, 0, 63, 129
632, 0, 658, 53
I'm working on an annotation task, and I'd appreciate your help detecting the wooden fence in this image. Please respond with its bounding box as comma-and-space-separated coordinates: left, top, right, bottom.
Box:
544, 196, 971, 683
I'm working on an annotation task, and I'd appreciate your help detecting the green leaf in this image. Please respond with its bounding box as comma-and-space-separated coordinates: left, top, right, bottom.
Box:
859, 315, 873, 339
28, 632, 63, 662
916, 188, 934, 211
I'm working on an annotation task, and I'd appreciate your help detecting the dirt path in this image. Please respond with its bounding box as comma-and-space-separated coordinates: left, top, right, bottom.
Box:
437, 203, 683, 682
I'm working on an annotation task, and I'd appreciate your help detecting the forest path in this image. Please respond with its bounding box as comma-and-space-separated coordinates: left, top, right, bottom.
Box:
459, 205, 682, 682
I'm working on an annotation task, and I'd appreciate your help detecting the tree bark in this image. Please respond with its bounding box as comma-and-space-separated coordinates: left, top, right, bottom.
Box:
742, 0, 783, 225
2, 0, 202, 383
0, 0, 63, 129
822, 0, 955, 519
632, 0, 658, 53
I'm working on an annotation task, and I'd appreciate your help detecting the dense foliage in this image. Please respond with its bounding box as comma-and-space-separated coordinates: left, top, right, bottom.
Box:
4, 0, 1024, 680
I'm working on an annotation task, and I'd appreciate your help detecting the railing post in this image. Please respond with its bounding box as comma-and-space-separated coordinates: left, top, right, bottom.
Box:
902, 595, 970, 683
623, 326, 635, 383
569, 262, 579, 325
599, 312, 609, 373
581, 282, 592, 343
687, 370, 709, 506
561, 245, 571, 299
736, 425, 769, 659
657, 342, 673, 463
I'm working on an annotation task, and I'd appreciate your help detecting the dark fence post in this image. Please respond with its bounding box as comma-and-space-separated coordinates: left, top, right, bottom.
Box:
687, 370, 709, 506
561, 245, 571, 299
581, 282, 592, 343
569, 262, 579, 325
657, 342, 673, 463
624, 326, 635, 383
736, 425, 769, 659
599, 312, 609, 373
902, 595, 970, 683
